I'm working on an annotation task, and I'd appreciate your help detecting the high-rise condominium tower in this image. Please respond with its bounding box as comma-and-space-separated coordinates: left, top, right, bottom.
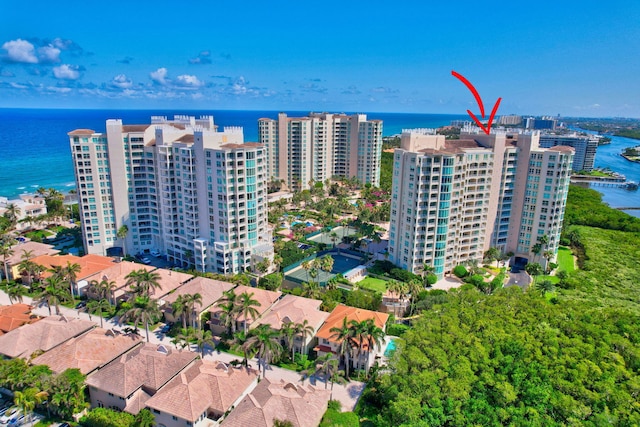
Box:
258, 113, 383, 191
388, 130, 573, 278
68, 116, 273, 274
538, 133, 598, 172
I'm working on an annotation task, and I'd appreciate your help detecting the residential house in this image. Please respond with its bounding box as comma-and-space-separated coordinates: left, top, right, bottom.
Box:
0, 304, 41, 335
220, 378, 330, 427
84, 343, 197, 414
30, 253, 115, 294
253, 294, 329, 355
146, 268, 193, 300
209, 285, 281, 335
0, 315, 94, 359
161, 276, 234, 328
145, 360, 258, 426
4, 241, 59, 281
82, 261, 155, 303
0, 194, 47, 232
31, 328, 142, 374
314, 304, 389, 372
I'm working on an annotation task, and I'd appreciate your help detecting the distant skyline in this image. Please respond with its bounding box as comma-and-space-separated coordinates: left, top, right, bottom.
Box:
1, 1, 639, 117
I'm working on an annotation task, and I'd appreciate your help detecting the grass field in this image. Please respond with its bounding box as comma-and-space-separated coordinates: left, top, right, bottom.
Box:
358, 276, 388, 293
557, 246, 575, 272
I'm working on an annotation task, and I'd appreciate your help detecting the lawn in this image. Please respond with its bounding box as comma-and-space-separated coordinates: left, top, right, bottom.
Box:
535, 275, 560, 285
557, 246, 575, 272
358, 276, 388, 293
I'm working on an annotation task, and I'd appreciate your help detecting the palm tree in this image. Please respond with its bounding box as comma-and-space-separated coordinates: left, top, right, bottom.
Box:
543, 250, 555, 273
347, 319, 368, 373
330, 232, 339, 248
171, 328, 193, 351
232, 331, 254, 367
125, 269, 162, 298
361, 319, 385, 377
536, 279, 555, 294
4, 203, 21, 229
295, 319, 315, 356
37, 276, 72, 315
5, 281, 26, 303
216, 289, 239, 334
192, 328, 215, 358
61, 261, 81, 299
116, 225, 129, 256
238, 292, 261, 334
172, 295, 190, 329
14, 387, 48, 424
407, 280, 422, 316
134, 409, 156, 427
86, 299, 112, 328
302, 281, 321, 299
314, 353, 340, 389
0, 242, 15, 281
184, 292, 203, 328
273, 254, 283, 272
320, 255, 334, 277
243, 324, 283, 379
330, 317, 354, 378
121, 296, 161, 342
17, 258, 37, 286
301, 260, 312, 283
387, 280, 408, 318
89, 279, 117, 304
281, 321, 297, 360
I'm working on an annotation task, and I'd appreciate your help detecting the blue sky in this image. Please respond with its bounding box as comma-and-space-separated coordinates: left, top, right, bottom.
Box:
1, 0, 639, 117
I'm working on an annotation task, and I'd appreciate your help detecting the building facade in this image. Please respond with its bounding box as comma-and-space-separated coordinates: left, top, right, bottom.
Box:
538, 132, 598, 172
388, 130, 573, 277
68, 116, 273, 274
258, 113, 383, 191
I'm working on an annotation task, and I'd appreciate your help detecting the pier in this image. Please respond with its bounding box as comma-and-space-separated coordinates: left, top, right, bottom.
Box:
570, 175, 638, 190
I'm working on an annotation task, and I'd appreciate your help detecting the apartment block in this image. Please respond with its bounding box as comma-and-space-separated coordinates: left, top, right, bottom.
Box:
388, 130, 573, 277
538, 132, 598, 172
68, 116, 273, 274
258, 113, 383, 191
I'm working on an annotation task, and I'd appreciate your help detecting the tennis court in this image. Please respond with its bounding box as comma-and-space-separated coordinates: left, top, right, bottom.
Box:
284, 251, 365, 285
306, 226, 359, 245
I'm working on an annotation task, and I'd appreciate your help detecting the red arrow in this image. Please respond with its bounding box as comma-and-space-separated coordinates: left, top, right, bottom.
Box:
451, 70, 502, 135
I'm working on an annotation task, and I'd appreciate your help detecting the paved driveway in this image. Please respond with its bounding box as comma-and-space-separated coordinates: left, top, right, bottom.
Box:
505, 271, 531, 290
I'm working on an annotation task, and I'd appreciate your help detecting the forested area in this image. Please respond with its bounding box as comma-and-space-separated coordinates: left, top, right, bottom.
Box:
359, 186, 640, 426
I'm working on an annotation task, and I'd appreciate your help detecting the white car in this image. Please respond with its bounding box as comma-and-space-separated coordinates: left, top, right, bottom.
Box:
141, 257, 152, 265
150, 250, 161, 257
0, 408, 20, 425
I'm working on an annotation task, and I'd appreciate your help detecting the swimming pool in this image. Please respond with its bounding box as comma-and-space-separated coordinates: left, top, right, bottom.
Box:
384, 338, 398, 357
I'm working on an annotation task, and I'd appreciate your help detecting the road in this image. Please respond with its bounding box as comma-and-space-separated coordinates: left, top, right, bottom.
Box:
505, 271, 531, 290
0, 290, 364, 412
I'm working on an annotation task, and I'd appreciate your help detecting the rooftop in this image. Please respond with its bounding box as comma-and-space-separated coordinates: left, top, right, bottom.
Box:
209, 285, 281, 324
316, 304, 389, 341
6, 241, 59, 266
149, 268, 193, 299
0, 304, 41, 336
85, 343, 197, 399
0, 315, 95, 359
32, 328, 142, 374
220, 379, 330, 427
145, 360, 258, 421
31, 254, 115, 281
162, 276, 234, 311
254, 294, 328, 331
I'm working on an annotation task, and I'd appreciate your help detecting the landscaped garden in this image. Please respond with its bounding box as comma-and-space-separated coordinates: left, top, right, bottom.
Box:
357, 276, 388, 293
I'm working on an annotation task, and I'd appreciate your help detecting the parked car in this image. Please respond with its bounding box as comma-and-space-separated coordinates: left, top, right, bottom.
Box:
141, 257, 152, 265
160, 323, 173, 334
150, 250, 161, 257
0, 407, 20, 424
7, 414, 26, 427
59, 423, 71, 427
75, 301, 87, 309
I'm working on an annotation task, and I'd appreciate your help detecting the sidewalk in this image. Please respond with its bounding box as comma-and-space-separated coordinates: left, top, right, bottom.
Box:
0, 290, 364, 411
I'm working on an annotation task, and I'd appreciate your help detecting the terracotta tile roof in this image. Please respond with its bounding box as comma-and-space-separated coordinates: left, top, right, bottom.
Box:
162, 276, 234, 312
68, 129, 96, 135
254, 294, 328, 331
85, 343, 197, 398
547, 145, 575, 153
220, 379, 330, 427
83, 262, 155, 299
146, 360, 258, 421
0, 315, 95, 358
0, 304, 41, 335
209, 285, 281, 324
6, 242, 59, 266
32, 328, 142, 374
31, 254, 115, 281
122, 125, 150, 132
315, 304, 389, 341
149, 269, 193, 299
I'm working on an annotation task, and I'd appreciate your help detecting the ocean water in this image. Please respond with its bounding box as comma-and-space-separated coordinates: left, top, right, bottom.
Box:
1, 109, 639, 218
0, 108, 467, 198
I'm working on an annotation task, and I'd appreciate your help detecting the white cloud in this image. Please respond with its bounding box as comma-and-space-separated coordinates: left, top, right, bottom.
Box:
37, 45, 61, 63
45, 86, 72, 93
2, 39, 38, 63
150, 67, 169, 85
175, 74, 203, 88
111, 74, 133, 89
53, 64, 80, 80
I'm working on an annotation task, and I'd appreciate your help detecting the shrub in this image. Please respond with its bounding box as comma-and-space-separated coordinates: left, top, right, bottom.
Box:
80, 408, 135, 427
453, 265, 468, 278
387, 323, 410, 336
327, 400, 342, 411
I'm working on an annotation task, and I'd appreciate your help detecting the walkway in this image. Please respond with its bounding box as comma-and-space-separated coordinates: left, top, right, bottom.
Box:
0, 290, 364, 412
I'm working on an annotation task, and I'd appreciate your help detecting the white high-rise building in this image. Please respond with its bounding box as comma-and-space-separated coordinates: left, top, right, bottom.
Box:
68, 116, 273, 274
258, 113, 383, 191
388, 130, 573, 278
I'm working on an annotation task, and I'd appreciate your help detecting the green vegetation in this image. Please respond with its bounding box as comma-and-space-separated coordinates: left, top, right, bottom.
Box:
79, 407, 155, 427
320, 409, 360, 427
357, 276, 388, 293
556, 246, 575, 273
379, 151, 393, 192
358, 184, 640, 425
616, 129, 640, 140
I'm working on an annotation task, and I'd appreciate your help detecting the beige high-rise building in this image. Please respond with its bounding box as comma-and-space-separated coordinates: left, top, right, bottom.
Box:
388, 130, 573, 278
68, 116, 273, 274
258, 113, 383, 191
